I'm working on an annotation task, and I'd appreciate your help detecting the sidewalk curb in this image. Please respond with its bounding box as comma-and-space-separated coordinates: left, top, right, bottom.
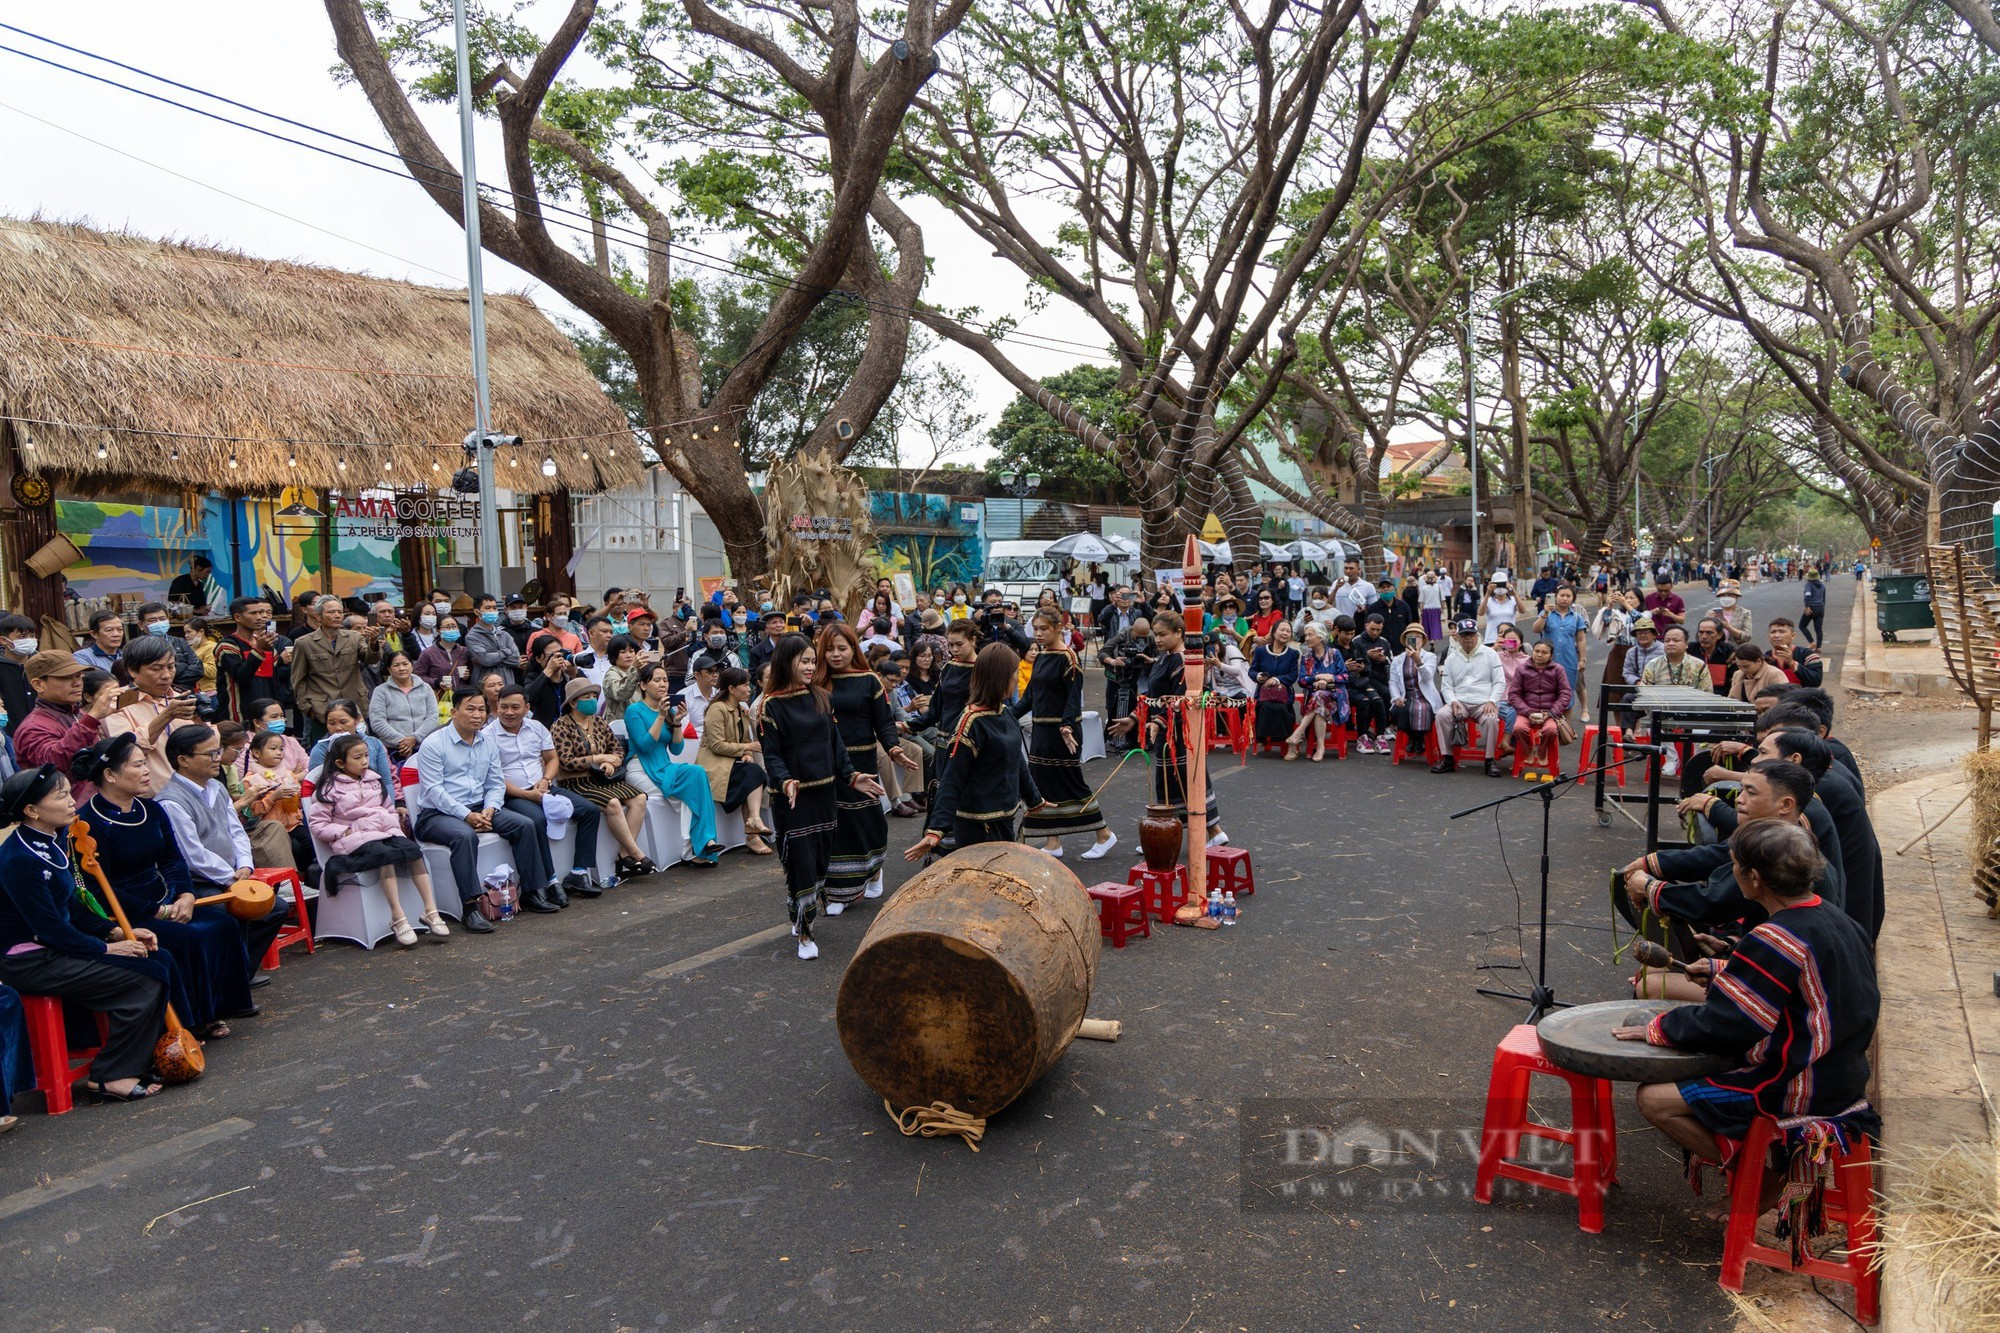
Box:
1872, 772, 1994, 1332
1851, 579, 1961, 699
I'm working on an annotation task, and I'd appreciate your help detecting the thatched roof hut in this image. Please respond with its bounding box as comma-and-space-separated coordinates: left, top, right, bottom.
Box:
0, 217, 639, 494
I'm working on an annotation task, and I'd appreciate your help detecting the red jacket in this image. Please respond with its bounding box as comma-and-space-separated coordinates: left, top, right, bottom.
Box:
15, 701, 103, 806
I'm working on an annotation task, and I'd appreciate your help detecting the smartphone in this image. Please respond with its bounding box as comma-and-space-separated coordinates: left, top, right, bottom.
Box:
116, 688, 142, 710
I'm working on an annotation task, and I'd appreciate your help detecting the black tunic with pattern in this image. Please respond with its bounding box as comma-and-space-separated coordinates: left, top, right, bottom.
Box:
910, 659, 974, 852
1140, 651, 1218, 823
825, 669, 899, 898
1010, 649, 1104, 839
758, 688, 856, 936
925, 707, 1044, 850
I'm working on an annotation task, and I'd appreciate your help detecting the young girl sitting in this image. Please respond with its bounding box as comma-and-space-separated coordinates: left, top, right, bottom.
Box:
308, 733, 448, 948
242, 731, 304, 835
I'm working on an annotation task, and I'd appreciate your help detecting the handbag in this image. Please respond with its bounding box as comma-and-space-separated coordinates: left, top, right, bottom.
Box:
1256, 680, 1291, 704
1557, 716, 1577, 745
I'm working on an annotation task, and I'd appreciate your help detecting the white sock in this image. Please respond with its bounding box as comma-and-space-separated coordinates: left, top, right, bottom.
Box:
1081, 831, 1117, 860
797, 938, 819, 960
825, 900, 845, 916
863, 874, 884, 899
1045, 844, 1064, 858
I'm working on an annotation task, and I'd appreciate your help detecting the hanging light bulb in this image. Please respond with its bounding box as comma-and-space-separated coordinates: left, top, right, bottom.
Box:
606, 445, 616, 459
581, 448, 591, 461
541, 454, 557, 477
228, 453, 239, 471
19, 433, 32, 451
336, 456, 347, 473
169, 443, 179, 461
508, 455, 518, 468
288, 449, 298, 469
432, 460, 441, 473
94, 440, 108, 460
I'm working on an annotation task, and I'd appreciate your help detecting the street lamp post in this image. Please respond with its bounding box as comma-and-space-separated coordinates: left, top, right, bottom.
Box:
1000, 471, 1041, 539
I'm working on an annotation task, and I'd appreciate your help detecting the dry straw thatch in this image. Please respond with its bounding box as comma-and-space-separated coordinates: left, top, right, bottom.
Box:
1967, 748, 2000, 911
0, 217, 639, 495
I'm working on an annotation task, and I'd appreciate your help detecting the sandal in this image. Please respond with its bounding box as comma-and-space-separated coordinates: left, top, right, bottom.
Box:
201, 1020, 233, 1039
747, 820, 774, 837
747, 836, 775, 856
84, 1078, 163, 1102
1284, 743, 1299, 761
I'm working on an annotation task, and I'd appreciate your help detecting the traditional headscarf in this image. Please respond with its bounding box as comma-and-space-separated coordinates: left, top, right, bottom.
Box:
0, 763, 63, 824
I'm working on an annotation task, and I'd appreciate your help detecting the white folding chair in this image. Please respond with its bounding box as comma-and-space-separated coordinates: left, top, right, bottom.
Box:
305, 812, 457, 949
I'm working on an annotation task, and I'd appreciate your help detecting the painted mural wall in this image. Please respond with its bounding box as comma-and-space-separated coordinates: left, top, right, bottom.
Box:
867, 492, 983, 590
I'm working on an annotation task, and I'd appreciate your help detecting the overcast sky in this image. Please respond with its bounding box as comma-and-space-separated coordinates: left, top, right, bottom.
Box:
0, 2, 1119, 468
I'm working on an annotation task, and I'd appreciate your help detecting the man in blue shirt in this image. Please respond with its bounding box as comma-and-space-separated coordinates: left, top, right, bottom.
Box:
413, 693, 552, 931
1533, 582, 1589, 723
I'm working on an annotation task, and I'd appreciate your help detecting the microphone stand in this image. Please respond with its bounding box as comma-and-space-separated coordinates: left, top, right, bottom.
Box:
1450, 743, 1668, 1023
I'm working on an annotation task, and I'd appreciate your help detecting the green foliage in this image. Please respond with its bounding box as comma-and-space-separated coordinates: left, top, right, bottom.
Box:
982, 366, 1129, 497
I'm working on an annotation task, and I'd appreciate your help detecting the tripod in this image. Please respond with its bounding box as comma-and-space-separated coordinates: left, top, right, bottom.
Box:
1450, 743, 1665, 1023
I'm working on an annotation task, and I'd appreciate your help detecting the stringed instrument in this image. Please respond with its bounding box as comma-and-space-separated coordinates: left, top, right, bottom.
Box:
69, 820, 206, 1083
193, 878, 276, 921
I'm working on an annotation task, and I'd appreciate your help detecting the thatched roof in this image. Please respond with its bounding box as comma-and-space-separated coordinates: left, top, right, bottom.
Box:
0, 217, 640, 495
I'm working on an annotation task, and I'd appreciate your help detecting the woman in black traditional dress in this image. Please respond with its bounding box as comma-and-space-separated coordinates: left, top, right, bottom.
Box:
74, 734, 253, 1038
817, 622, 919, 911
1012, 611, 1114, 861
907, 644, 1045, 861
1140, 617, 1228, 847
760, 636, 885, 960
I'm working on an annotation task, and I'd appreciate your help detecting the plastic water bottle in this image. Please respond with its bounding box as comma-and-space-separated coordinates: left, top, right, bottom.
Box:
1223, 891, 1238, 926
1207, 887, 1222, 920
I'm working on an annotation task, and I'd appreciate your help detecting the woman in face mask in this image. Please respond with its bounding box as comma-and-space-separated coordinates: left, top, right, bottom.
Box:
240, 697, 312, 790
550, 679, 656, 878
414, 618, 468, 695
945, 584, 972, 620
1712, 580, 1753, 645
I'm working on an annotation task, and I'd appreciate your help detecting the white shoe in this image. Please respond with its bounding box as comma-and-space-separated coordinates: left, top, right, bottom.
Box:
1045, 844, 1065, 859
1208, 830, 1229, 848
797, 938, 819, 961
863, 874, 884, 899
824, 900, 845, 916
421, 912, 450, 939
1081, 832, 1117, 860
391, 918, 418, 948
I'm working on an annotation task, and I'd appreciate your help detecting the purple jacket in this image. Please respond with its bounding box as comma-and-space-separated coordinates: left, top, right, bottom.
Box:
1507, 661, 1572, 717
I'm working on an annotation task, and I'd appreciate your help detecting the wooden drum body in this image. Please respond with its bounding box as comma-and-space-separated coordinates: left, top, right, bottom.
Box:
836, 843, 1100, 1118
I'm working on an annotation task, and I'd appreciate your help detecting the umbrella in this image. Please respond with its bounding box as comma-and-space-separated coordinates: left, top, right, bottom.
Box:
1043, 533, 1114, 562
1198, 540, 1229, 564
1259, 540, 1289, 562
1284, 539, 1331, 563
1100, 533, 1140, 559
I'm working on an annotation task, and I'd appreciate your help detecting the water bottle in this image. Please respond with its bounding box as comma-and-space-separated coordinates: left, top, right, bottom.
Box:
1207, 886, 1222, 920
1223, 891, 1238, 926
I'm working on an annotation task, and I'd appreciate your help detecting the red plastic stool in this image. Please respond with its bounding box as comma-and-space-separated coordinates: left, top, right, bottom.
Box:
249, 868, 314, 969
1513, 731, 1565, 779
21, 994, 103, 1115
1390, 730, 1437, 765
1085, 882, 1150, 947
1322, 722, 1350, 760
1205, 846, 1254, 897
1209, 707, 1246, 753
1126, 864, 1188, 921
1719, 1119, 1879, 1324
1578, 724, 1625, 787
1473, 1024, 1619, 1233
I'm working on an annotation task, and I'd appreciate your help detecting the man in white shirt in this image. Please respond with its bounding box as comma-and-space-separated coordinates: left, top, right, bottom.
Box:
1332, 560, 1372, 621
1435, 618, 1508, 776
414, 693, 552, 930
681, 658, 721, 736
486, 686, 600, 901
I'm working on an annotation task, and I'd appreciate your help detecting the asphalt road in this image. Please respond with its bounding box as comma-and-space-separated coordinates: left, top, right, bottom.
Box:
0, 571, 1847, 1333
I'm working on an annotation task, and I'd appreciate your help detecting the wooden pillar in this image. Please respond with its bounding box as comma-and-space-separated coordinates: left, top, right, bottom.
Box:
6, 424, 62, 624
396, 489, 432, 604
536, 489, 576, 597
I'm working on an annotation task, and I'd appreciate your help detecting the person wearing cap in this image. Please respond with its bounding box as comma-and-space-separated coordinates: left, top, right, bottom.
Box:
748, 610, 788, 686
1436, 617, 1508, 776
413, 692, 554, 931
683, 654, 723, 737
0, 764, 175, 1102
1710, 580, 1753, 645
1373, 578, 1415, 644
1643, 573, 1686, 631
75, 732, 254, 1039
1621, 613, 1665, 685
623, 604, 661, 662
1387, 623, 1441, 757
1480, 573, 1520, 646
15, 651, 115, 807
1800, 567, 1827, 648
550, 677, 657, 879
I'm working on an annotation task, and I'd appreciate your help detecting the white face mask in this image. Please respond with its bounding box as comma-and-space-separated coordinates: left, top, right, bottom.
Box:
507, 608, 527, 623
419, 614, 437, 629
10, 637, 37, 656
1310, 599, 1326, 610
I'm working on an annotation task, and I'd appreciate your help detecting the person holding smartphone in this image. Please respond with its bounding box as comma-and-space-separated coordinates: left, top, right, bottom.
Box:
102, 634, 202, 793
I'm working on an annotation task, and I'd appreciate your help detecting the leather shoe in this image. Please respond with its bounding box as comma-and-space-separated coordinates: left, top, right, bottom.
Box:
545, 881, 570, 909
461, 910, 495, 934
1428, 756, 1457, 774
249, 973, 272, 990
564, 870, 602, 898
520, 889, 560, 914
1484, 759, 1505, 778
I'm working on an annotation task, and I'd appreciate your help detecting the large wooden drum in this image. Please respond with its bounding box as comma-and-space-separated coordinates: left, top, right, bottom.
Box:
836, 843, 1100, 1117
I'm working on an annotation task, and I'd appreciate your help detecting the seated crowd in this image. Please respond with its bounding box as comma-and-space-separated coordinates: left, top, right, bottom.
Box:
0, 582, 776, 1125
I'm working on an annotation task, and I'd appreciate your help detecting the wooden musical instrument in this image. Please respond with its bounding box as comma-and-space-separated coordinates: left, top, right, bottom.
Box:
192, 878, 276, 921
68, 820, 206, 1083
1633, 939, 1699, 976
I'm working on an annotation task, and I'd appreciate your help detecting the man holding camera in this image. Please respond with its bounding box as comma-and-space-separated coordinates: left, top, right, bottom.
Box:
976, 588, 1031, 653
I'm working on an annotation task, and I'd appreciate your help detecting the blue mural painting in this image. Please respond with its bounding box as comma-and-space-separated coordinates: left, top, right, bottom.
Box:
868, 492, 984, 589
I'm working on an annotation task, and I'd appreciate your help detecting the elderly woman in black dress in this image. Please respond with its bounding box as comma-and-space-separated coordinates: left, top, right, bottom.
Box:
0, 766, 173, 1101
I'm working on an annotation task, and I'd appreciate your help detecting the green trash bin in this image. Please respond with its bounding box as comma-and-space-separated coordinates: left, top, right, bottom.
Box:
1875, 573, 1934, 641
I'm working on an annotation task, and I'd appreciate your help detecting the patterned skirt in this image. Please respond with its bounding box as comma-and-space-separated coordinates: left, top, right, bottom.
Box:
1021, 720, 1105, 839
773, 782, 838, 928
826, 743, 888, 898
560, 772, 644, 806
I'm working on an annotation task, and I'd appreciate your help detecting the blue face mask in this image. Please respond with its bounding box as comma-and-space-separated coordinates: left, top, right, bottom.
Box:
265, 718, 287, 735
575, 697, 599, 717
0, 712, 11, 730
480, 611, 500, 625
145, 621, 171, 635
441, 630, 461, 644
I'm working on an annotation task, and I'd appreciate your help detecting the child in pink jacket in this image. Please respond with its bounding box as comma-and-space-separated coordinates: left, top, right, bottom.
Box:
309, 734, 448, 947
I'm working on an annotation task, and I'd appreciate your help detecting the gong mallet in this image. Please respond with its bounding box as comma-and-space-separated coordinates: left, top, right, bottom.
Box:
1632, 939, 1705, 977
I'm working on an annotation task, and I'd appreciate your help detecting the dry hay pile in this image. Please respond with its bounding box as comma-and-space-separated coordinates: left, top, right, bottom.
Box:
1968, 749, 2000, 912
1877, 1142, 2000, 1330
761, 453, 876, 621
